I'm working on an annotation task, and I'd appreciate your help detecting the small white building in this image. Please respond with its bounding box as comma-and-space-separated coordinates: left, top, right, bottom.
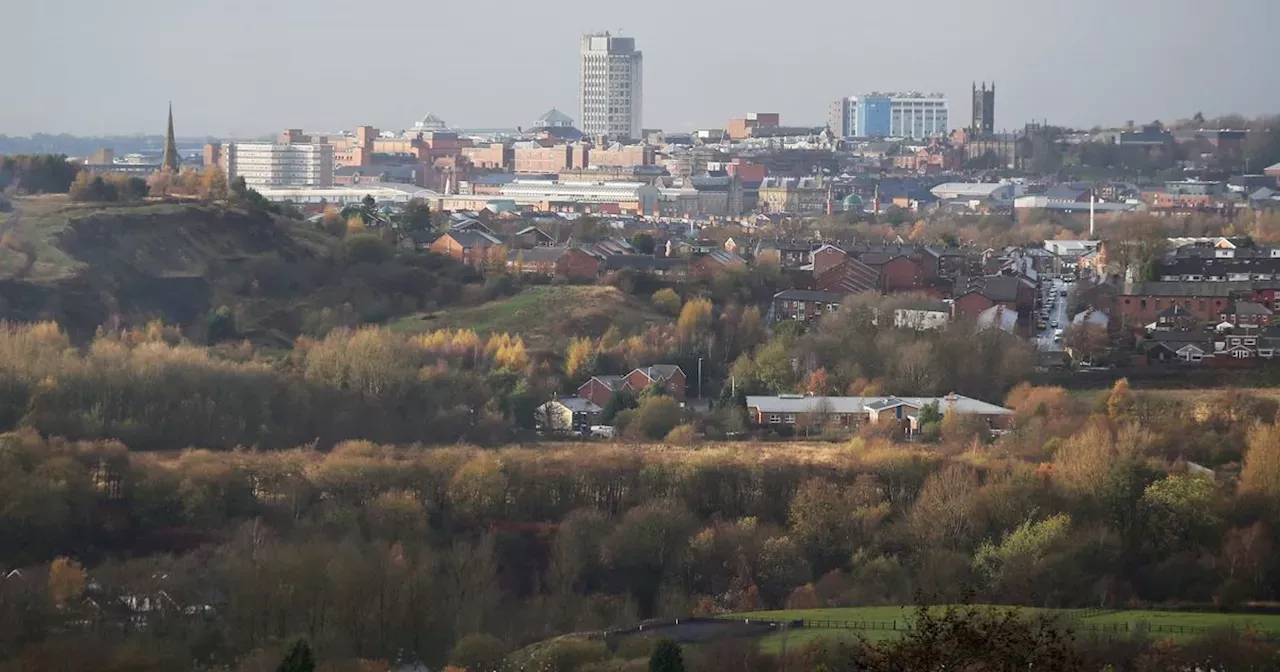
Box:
536, 397, 603, 435
930, 182, 1016, 202
894, 304, 950, 331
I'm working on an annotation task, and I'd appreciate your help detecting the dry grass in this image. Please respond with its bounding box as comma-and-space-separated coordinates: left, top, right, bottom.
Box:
392, 285, 671, 348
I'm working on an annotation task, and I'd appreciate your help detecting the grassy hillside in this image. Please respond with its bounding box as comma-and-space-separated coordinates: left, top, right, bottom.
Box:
0, 196, 476, 343
733, 606, 1280, 652
393, 284, 672, 348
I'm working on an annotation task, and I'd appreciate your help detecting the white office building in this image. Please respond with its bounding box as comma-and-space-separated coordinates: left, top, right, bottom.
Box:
829, 92, 948, 140
222, 142, 334, 189
579, 32, 643, 140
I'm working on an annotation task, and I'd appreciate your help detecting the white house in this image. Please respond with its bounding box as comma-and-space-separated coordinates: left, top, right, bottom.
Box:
536, 397, 602, 435
894, 304, 950, 331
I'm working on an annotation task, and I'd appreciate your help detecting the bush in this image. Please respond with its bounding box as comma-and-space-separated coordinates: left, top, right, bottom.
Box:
651, 289, 682, 316
341, 234, 393, 266
631, 396, 682, 441
450, 633, 508, 672
664, 424, 697, 446
530, 638, 610, 672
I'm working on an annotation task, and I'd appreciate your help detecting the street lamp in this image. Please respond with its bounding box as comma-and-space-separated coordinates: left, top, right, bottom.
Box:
697, 357, 703, 402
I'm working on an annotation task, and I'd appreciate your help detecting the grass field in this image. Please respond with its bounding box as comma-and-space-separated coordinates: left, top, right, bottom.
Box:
0, 196, 83, 281
732, 607, 1280, 652
391, 284, 671, 348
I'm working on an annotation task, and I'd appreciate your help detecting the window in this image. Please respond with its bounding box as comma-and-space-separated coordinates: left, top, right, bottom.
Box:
769, 414, 781, 424
784, 414, 797, 424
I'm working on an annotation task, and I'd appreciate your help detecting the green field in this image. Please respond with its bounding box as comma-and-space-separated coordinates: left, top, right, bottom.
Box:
732, 607, 1280, 652
392, 284, 671, 348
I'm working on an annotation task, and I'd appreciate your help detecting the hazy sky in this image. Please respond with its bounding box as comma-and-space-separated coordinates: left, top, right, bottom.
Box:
6, 0, 1280, 137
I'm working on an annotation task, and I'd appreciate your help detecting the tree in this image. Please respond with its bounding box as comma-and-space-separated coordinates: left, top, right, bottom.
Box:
564, 337, 597, 381
402, 198, 432, 232
601, 391, 638, 424
48, 557, 85, 607
320, 205, 345, 237
1064, 324, 1109, 365
651, 288, 682, 316
341, 234, 392, 266
1106, 378, 1134, 425
676, 298, 714, 346
276, 639, 315, 672
802, 367, 831, 396
648, 640, 685, 672
850, 603, 1083, 671
631, 232, 656, 255
630, 396, 682, 440
1241, 423, 1280, 499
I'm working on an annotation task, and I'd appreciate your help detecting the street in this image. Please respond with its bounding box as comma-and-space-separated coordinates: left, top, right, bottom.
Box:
1035, 277, 1073, 352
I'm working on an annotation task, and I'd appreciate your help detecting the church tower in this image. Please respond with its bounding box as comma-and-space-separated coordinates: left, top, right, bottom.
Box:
161, 103, 180, 173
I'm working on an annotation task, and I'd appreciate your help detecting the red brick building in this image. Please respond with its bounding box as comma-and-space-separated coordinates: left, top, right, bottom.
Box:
815, 259, 881, 296
1116, 282, 1235, 325
953, 291, 997, 320
878, 256, 925, 293
577, 375, 632, 408
625, 365, 687, 399
429, 230, 502, 268
507, 247, 600, 280
811, 245, 848, 276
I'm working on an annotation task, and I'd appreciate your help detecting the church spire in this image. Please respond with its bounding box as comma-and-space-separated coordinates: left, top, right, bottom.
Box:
161, 103, 179, 173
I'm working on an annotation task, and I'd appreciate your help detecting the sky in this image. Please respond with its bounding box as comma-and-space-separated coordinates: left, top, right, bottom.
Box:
5, 0, 1280, 138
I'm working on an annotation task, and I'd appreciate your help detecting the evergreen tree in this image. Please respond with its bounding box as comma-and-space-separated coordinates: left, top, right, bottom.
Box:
276, 639, 315, 672
648, 640, 684, 672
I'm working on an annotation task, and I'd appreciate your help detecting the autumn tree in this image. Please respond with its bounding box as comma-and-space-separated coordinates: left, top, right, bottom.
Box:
802, 367, 831, 396
48, 556, 85, 607
676, 298, 714, 347
564, 336, 597, 381
1241, 423, 1280, 500
651, 288, 682, 316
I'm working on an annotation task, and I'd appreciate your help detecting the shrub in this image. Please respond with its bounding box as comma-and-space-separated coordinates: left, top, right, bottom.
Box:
664, 424, 697, 446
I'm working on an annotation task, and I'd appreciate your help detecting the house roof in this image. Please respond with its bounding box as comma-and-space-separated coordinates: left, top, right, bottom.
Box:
774, 289, 847, 304
633, 365, 682, 382
601, 255, 681, 271
899, 301, 951, 314
815, 258, 881, 296
509, 247, 571, 263
514, 225, 555, 240
976, 304, 1017, 332
1072, 309, 1109, 327
1123, 281, 1246, 298
745, 394, 1012, 416
1235, 300, 1273, 316
1157, 304, 1193, 318
445, 230, 501, 247
956, 275, 1022, 303
864, 397, 921, 411
581, 375, 630, 392
1150, 330, 1212, 344
551, 397, 602, 413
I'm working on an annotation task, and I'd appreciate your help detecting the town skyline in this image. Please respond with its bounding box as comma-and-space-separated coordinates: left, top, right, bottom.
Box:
6, 0, 1280, 137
